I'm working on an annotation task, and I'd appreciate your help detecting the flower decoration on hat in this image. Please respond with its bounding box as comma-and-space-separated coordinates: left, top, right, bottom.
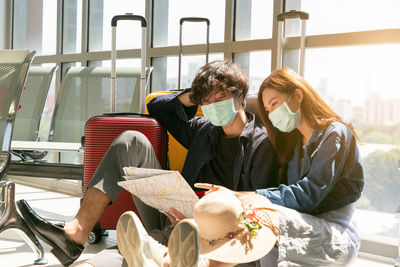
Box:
239, 198, 280, 245
204, 196, 280, 246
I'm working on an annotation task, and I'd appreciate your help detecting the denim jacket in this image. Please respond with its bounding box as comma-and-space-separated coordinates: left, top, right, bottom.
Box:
147, 90, 278, 191
257, 121, 365, 215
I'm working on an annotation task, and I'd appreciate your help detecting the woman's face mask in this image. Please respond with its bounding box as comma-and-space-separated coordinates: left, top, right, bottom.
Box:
201, 97, 238, 126
268, 95, 301, 132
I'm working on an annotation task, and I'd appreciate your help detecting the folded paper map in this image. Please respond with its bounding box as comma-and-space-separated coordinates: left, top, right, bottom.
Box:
118, 167, 199, 218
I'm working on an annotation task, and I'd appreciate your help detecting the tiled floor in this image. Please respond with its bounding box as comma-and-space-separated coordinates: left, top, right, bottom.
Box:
0, 182, 396, 267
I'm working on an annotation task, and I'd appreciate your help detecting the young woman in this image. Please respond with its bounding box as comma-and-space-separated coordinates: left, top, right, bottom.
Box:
200, 67, 365, 266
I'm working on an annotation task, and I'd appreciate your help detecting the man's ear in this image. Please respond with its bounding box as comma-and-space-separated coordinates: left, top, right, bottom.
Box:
237, 92, 244, 102
236, 91, 246, 109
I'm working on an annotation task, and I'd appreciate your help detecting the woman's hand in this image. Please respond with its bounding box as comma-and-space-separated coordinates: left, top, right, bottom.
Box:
164, 208, 186, 227
194, 183, 256, 198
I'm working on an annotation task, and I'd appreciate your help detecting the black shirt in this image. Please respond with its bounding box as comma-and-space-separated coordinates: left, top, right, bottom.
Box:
196, 134, 240, 190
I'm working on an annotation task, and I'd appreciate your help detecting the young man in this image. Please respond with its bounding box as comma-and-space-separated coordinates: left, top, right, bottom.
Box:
17, 60, 278, 266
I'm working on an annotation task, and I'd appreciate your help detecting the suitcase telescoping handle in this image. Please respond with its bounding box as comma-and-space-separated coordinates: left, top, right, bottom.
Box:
178, 17, 210, 89
111, 14, 148, 113
276, 10, 309, 76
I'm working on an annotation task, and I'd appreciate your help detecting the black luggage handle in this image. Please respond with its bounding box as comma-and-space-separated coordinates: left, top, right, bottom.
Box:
111, 14, 147, 27
276, 10, 308, 76
101, 112, 151, 117
178, 16, 210, 89
277, 10, 309, 21
111, 13, 148, 114
180, 17, 210, 25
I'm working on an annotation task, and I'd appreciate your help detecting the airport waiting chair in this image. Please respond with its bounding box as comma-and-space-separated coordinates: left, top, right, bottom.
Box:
49, 66, 142, 144
11, 65, 57, 161
0, 50, 36, 179
8, 66, 146, 180
0, 49, 47, 264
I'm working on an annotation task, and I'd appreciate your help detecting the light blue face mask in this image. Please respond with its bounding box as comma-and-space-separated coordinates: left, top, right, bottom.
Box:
268, 95, 301, 132
201, 97, 237, 126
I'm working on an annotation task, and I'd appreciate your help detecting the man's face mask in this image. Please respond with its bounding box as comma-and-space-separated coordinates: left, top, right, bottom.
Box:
268, 95, 301, 132
201, 97, 238, 126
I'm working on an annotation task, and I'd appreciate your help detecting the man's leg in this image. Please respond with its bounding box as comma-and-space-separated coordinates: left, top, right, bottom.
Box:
17, 130, 164, 265
65, 130, 162, 245
64, 188, 111, 245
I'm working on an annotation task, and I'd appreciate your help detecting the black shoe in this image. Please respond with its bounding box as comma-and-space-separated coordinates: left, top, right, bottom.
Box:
17, 199, 84, 266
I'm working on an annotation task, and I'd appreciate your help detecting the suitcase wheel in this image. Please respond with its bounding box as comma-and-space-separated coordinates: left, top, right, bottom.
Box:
87, 222, 103, 244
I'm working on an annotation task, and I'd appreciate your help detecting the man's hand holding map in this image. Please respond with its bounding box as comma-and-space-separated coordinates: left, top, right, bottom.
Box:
118, 167, 199, 218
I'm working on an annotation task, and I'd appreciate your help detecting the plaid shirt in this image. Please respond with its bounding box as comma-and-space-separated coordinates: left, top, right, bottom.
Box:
147, 90, 278, 191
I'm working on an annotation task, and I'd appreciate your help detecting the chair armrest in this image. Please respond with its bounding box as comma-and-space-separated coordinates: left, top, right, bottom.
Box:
11, 141, 83, 152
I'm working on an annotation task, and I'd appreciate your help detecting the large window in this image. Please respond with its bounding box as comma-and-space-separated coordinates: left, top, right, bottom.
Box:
88, 0, 146, 51
305, 45, 400, 239
63, 0, 82, 53
235, 51, 271, 95
235, 0, 274, 41
12, 0, 57, 55
301, 0, 400, 35
152, 0, 225, 47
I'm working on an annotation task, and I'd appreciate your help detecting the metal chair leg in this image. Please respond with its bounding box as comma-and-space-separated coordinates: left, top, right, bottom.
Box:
0, 181, 47, 265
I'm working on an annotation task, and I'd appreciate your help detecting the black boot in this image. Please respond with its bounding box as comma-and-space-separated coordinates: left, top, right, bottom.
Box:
17, 199, 84, 266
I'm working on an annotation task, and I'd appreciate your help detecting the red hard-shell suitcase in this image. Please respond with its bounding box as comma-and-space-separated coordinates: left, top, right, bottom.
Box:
84, 114, 166, 231
83, 14, 166, 240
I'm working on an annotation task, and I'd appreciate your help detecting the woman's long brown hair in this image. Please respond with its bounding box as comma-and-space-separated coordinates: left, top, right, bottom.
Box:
258, 68, 358, 184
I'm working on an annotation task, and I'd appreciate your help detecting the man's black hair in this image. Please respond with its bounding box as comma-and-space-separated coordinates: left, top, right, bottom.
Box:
190, 60, 249, 107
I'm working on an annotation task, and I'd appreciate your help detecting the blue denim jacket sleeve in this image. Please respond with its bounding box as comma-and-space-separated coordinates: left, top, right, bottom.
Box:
256, 124, 351, 213
146, 89, 205, 149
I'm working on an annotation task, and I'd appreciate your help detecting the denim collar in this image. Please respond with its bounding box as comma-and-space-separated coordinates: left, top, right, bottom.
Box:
307, 127, 326, 146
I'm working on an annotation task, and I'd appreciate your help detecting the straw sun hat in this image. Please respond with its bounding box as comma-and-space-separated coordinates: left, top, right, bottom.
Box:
192, 189, 280, 264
